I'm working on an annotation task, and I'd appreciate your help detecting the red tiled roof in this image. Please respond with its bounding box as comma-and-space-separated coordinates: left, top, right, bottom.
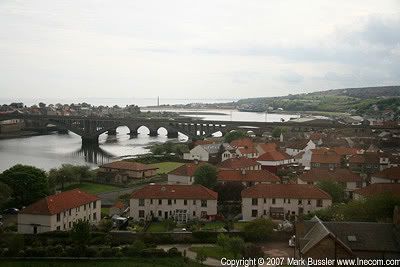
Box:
100, 160, 158, 171
311, 151, 341, 164
333, 147, 360, 156
217, 169, 280, 183
231, 138, 254, 148
20, 189, 99, 215
131, 184, 218, 200
218, 158, 261, 170
257, 150, 291, 161
373, 167, 400, 180
237, 147, 257, 155
349, 152, 389, 165
354, 183, 400, 197
286, 139, 310, 150
298, 168, 362, 182
257, 143, 277, 153
241, 184, 331, 199
168, 163, 204, 177
348, 154, 365, 164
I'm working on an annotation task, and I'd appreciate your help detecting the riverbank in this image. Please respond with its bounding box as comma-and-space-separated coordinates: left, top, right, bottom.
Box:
0, 131, 47, 140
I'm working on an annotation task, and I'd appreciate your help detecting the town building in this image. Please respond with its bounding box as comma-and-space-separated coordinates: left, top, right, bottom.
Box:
285, 139, 316, 156
256, 150, 294, 174
218, 157, 261, 171
296, 215, 400, 260
310, 149, 341, 169
18, 189, 101, 234
353, 183, 400, 200
348, 152, 391, 174
98, 160, 158, 184
297, 168, 364, 198
241, 184, 331, 221
130, 184, 218, 223
217, 169, 280, 187
371, 167, 400, 184
183, 143, 236, 163
255, 143, 278, 155
167, 163, 203, 185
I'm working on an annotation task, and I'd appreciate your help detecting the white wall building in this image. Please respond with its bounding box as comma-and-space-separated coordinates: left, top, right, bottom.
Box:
130, 184, 218, 223
241, 184, 331, 221
18, 189, 101, 234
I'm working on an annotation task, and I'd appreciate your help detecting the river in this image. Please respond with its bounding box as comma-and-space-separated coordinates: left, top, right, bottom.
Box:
0, 99, 299, 171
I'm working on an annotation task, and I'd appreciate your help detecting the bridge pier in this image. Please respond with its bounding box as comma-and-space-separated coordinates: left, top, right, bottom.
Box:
167, 131, 179, 138
107, 128, 117, 135
81, 136, 99, 146
149, 129, 158, 137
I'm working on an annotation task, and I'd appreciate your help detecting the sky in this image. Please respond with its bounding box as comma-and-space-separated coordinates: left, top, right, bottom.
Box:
0, 0, 399, 101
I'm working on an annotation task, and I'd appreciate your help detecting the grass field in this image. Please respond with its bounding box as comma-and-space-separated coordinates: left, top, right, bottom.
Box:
190, 246, 236, 260
201, 221, 225, 231
150, 162, 184, 174
234, 221, 250, 231
1, 259, 202, 267
63, 182, 121, 194
146, 222, 169, 232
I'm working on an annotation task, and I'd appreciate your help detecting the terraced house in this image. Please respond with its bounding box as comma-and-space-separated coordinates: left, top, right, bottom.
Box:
241, 184, 331, 220
18, 189, 101, 234
130, 184, 218, 223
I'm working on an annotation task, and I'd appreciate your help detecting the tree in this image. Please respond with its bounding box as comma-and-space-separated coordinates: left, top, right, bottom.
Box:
243, 218, 276, 242
316, 180, 346, 203
223, 219, 234, 232
48, 164, 93, 190
228, 236, 245, 259
0, 181, 12, 208
224, 130, 247, 143
216, 233, 230, 251
272, 127, 286, 138
98, 219, 113, 233
194, 163, 218, 189
0, 164, 49, 207
214, 182, 244, 202
70, 219, 91, 248
195, 248, 207, 265
242, 243, 264, 266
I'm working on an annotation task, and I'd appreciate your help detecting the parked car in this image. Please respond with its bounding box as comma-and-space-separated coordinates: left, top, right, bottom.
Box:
2, 208, 19, 214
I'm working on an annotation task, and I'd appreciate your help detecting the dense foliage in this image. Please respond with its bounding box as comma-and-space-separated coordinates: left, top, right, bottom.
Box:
48, 164, 94, 190
242, 218, 276, 241
193, 164, 218, 189
223, 130, 247, 143
316, 180, 346, 203
0, 164, 49, 207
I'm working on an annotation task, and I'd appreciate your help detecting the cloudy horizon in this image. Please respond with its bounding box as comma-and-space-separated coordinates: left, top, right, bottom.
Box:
0, 0, 399, 100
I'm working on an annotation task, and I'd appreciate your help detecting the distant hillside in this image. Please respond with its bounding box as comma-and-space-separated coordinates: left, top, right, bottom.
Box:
236, 86, 400, 117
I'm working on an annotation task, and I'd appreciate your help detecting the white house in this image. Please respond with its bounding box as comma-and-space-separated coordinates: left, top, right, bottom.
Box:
167, 163, 203, 185
256, 150, 294, 174
183, 143, 235, 163
18, 189, 101, 234
241, 184, 332, 221
285, 139, 316, 156
130, 184, 218, 223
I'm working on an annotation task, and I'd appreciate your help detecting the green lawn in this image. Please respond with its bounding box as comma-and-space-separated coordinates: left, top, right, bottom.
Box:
201, 221, 225, 231
62, 182, 120, 194
190, 246, 236, 260
146, 222, 169, 232
1, 259, 202, 267
150, 162, 184, 174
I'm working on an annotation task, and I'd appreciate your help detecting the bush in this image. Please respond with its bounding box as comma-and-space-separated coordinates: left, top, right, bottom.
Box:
167, 247, 181, 256
45, 245, 64, 257
243, 218, 275, 241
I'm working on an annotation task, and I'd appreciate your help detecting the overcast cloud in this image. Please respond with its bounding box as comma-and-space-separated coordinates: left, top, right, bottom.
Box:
0, 0, 399, 100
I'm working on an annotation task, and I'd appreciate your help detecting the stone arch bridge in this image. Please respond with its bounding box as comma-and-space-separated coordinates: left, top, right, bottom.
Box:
0, 114, 393, 145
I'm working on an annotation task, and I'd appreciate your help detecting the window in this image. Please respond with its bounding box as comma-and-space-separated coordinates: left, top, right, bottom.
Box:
168, 199, 172, 205
69, 209, 71, 216
307, 199, 311, 205
317, 199, 323, 207
56, 213, 61, 222
159, 199, 162, 205
150, 199, 153, 204
288, 199, 291, 204
139, 199, 145, 206
263, 210, 267, 215
158, 210, 162, 217
139, 210, 145, 218
298, 199, 302, 205
193, 211, 196, 217
264, 198, 266, 203
84, 204, 86, 211
193, 200, 196, 205
272, 198, 276, 204
251, 210, 258, 217
69, 222, 71, 228
93, 201, 97, 209
284, 198, 286, 203
184, 200, 187, 206
63, 224, 66, 230
201, 200, 207, 207
56, 226, 61, 231
93, 212, 97, 220
174, 199, 176, 204
252, 198, 258, 206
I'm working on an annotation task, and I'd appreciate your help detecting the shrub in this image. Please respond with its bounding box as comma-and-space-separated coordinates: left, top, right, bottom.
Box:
167, 247, 181, 256
243, 218, 275, 242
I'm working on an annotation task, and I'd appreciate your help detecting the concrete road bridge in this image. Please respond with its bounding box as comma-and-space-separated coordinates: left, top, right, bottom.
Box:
0, 113, 395, 145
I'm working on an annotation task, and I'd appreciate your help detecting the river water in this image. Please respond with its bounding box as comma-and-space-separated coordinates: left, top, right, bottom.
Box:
0, 99, 299, 171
